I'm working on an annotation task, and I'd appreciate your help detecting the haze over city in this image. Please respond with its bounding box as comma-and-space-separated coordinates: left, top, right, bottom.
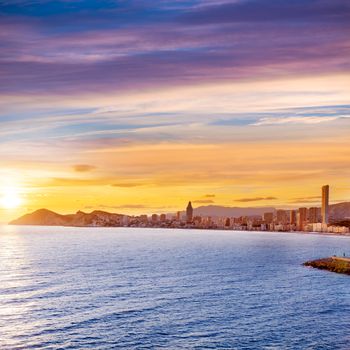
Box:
0, 0, 350, 224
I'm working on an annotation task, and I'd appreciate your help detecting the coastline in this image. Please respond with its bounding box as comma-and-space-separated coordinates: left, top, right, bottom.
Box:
5, 223, 350, 238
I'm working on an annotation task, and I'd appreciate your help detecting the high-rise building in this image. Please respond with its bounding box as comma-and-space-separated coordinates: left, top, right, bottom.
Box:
263, 212, 274, 224
298, 207, 308, 231
186, 201, 193, 223
176, 211, 181, 220
308, 207, 319, 223
290, 210, 297, 225
322, 185, 329, 224
276, 209, 288, 224
160, 213, 166, 222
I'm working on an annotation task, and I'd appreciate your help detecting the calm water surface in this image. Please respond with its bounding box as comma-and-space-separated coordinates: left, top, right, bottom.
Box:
0, 226, 350, 349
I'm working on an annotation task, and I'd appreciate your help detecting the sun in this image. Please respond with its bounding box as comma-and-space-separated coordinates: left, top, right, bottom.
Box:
1, 188, 22, 209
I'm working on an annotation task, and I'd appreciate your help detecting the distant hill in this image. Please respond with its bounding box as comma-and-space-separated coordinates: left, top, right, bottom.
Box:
10, 208, 68, 226
190, 202, 350, 219
10, 209, 123, 227
174, 205, 276, 218
330, 202, 350, 221
193, 205, 276, 217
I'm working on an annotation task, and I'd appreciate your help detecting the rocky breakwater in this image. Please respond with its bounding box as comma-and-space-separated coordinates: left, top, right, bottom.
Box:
304, 256, 350, 275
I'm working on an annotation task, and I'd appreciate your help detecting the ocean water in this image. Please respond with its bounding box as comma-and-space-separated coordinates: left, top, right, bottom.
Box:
0, 226, 350, 350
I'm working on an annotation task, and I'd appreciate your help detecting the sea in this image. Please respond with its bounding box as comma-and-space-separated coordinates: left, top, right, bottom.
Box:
0, 226, 349, 350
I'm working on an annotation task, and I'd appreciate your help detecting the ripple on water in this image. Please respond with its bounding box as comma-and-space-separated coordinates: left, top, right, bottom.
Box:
0, 227, 350, 349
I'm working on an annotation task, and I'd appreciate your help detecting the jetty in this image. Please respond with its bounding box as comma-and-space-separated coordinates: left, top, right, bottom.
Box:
303, 256, 350, 275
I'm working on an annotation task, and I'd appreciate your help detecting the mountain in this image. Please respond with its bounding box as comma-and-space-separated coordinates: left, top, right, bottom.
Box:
10, 209, 123, 227
191, 202, 350, 219
10, 209, 69, 226
193, 205, 276, 217
330, 202, 350, 220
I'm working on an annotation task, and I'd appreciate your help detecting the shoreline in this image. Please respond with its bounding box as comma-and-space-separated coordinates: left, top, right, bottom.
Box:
5, 223, 350, 238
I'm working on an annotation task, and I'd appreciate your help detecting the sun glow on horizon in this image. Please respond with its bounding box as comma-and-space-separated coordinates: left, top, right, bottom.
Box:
0, 187, 23, 210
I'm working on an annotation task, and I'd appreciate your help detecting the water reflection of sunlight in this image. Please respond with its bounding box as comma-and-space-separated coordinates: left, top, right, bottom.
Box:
0, 225, 36, 345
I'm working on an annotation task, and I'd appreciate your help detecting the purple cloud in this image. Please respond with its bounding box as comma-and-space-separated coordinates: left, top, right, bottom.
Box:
0, 0, 349, 94
179, 0, 350, 24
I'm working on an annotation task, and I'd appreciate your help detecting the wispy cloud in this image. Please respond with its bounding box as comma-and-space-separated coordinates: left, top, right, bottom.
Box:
104, 204, 147, 209
44, 177, 108, 187
292, 196, 321, 201
289, 196, 321, 204
1, 1, 349, 94
88, 204, 174, 210
111, 183, 144, 188
235, 196, 277, 202
288, 200, 320, 204
251, 116, 339, 126
73, 164, 96, 172
193, 199, 215, 204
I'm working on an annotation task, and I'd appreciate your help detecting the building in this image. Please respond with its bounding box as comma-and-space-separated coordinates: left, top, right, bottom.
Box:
140, 215, 148, 224
186, 201, 193, 223
193, 216, 202, 225
322, 185, 329, 224
151, 214, 159, 223
298, 207, 308, 231
263, 212, 274, 224
160, 213, 166, 222
308, 207, 319, 223
176, 211, 181, 220
290, 210, 297, 225
276, 209, 288, 224
205, 216, 212, 226
122, 215, 129, 226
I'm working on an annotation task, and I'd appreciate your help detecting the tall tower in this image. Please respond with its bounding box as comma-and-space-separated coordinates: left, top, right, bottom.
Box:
321, 185, 329, 224
186, 201, 193, 223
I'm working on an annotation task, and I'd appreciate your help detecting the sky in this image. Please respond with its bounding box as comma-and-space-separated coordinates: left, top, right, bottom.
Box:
0, 0, 350, 222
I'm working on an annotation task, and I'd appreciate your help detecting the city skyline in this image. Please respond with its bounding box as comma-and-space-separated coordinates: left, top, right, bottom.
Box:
0, 179, 349, 223
0, 0, 350, 223
10, 184, 350, 235
10, 184, 348, 221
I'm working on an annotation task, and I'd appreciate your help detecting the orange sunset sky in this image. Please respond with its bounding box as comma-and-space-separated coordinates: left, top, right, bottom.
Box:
1, 1, 350, 222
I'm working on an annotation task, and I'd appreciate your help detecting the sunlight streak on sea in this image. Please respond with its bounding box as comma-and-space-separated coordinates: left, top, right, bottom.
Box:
1, 226, 350, 349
